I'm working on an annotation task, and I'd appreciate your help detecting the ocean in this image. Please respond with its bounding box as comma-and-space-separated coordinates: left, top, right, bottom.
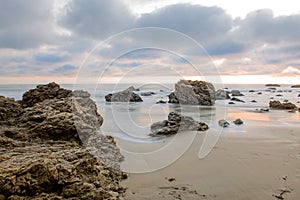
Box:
1, 83, 299, 144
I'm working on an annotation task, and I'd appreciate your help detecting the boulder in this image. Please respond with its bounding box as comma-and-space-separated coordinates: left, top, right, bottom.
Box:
140, 92, 155, 96
170, 80, 215, 106
105, 87, 143, 102
168, 92, 179, 104
150, 112, 208, 136
233, 118, 244, 125
231, 97, 245, 103
0, 83, 126, 199
231, 90, 244, 96
218, 119, 230, 127
215, 89, 230, 100
269, 100, 297, 110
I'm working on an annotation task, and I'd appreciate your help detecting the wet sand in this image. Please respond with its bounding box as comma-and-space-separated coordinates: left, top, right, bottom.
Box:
121, 124, 300, 199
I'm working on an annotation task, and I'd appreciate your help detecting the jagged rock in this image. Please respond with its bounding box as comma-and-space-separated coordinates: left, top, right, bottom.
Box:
105, 87, 143, 102
150, 112, 208, 136
21, 82, 72, 107
231, 97, 245, 103
218, 120, 230, 127
168, 92, 179, 104
215, 89, 230, 100
140, 92, 155, 96
269, 100, 297, 110
0, 83, 126, 199
231, 90, 244, 96
169, 80, 215, 106
0, 96, 23, 122
233, 119, 243, 125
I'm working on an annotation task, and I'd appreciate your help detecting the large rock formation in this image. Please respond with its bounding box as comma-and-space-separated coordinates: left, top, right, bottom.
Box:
0, 83, 126, 199
169, 80, 216, 106
105, 87, 143, 102
269, 100, 298, 110
150, 112, 209, 136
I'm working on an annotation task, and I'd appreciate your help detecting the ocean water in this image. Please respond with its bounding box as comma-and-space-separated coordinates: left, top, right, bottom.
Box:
1, 83, 300, 143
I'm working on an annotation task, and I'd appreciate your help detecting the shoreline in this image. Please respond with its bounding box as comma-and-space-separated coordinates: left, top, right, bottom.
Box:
121, 124, 300, 199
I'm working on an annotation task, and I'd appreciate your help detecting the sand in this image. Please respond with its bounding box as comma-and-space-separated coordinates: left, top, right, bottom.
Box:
121, 124, 300, 200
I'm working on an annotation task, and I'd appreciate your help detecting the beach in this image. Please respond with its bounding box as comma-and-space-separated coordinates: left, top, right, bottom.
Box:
122, 124, 300, 199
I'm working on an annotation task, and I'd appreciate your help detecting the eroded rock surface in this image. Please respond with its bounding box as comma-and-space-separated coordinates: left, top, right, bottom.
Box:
169, 80, 216, 106
105, 87, 143, 102
150, 112, 209, 136
0, 83, 126, 199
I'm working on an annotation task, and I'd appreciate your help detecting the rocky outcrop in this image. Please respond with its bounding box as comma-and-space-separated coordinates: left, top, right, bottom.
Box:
0, 83, 126, 199
215, 89, 230, 100
269, 100, 297, 110
169, 80, 215, 106
150, 112, 208, 136
105, 87, 143, 102
291, 84, 300, 88
265, 84, 281, 87
21, 82, 72, 107
230, 90, 244, 96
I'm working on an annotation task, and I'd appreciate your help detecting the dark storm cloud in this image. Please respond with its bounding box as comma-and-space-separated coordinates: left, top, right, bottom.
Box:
0, 0, 56, 49
59, 0, 135, 39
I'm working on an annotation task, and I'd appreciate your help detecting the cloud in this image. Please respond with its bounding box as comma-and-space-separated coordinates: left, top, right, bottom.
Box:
59, 0, 135, 39
34, 53, 70, 63
136, 4, 232, 44
51, 64, 77, 74
282, 66, 300, 76
0, 0, 57, 49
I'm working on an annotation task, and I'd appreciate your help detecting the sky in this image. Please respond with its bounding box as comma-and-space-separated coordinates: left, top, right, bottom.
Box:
0, 0, 300, 84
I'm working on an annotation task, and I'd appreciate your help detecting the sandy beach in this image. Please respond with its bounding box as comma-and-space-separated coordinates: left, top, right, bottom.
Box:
121, 124, 300, 199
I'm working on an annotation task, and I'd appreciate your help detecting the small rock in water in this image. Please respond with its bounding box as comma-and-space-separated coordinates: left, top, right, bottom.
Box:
233, 119, 244, 125
249, 90, 255, 92
231, 97, 245, 103
251, 100, 257, 103
218, 119, 230, 127
156, 99, 167, 104
254, 108, 269, 113
257, 92, 262, 95
298, 94, 300, 97
140, 91, 155, 96
276, 94, 283, 97
228, 102, 235, 104
231, 90, 244, 96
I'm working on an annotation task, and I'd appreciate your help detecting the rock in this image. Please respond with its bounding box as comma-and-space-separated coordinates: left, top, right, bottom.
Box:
170, 80, 215, 106
0, 96, 23, 122
105, 87, 143, 102
291, 84, 300, 88
251, 100, 257, 103
21, 82, 72, 107
233, 119, 243, 125
140, 92, 155, 96
276, 94, 283, 97
249, 90, 255, 92
150, 112, 209, 136
228, 102, 235, 104
265, 84, 281, 87
269, 100, 297, 110
268, 87, 277, 90
156, 99, 167, 104
257, 92, 262, 95
231, 90, 244, 96
298, 94, 300, 97
168, 92, 179, 104
254, 108, 269, 113
231, 97, 245, 103
215, 89, 230, 100
0, 83, 126, 199
128, 86, 139, 91
218, 119, 230, 127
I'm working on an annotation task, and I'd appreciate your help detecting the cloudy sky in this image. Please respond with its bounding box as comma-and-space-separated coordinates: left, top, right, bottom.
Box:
1, 0, 300, 84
